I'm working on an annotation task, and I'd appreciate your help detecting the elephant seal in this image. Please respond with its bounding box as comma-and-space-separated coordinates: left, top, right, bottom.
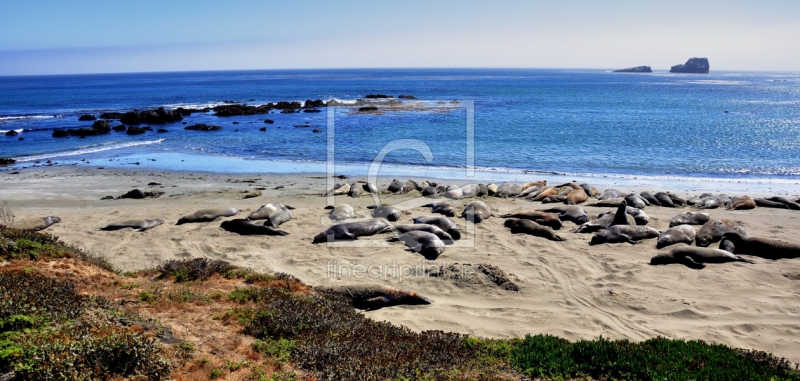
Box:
696, 219, 736, 247
369, 205, 403, 221
177, 208, 239, 225
320, 284, 430, 310
719, 226, 748, 253
639, 191, 661, 206
504, 218, 564, 241
518, 185, 542, 198
721, 232, 800, 260
599, 189, 625, 200
625, 194, 648, 209
247, 203, 293, 227
579, 184, 600, 198
326, 204, 356, 221
498, 184, 524, 198
728, 196, 756, 210
462, 200, 491, 223
532, 187, 558, 201
312, 219, 388, 243
425, 202, 456, 217
323, 183, 350, 197
421, 186, 439, 197
382, 223, 454, 243
461, 184, 478, 198
610, 200, 631, 226
242, 189, 262, 199
387, 179, 404, 194
541, 195, 567, 204
654, 192, 675, 207
667, 193, 687, 207
766, 196, 800, 210
650, 246, 753, 269
487, 184, 499, 196
587, 198, 626, 207
541, 205, 590, 225
477, 183, 489, 197
387, 231, 445, 259
590, 225, 659, 245
413, 215, 461, 240
669, 212, 711, 228
754, 198, 789, 209
597, 206, 649, 226
99, 219, 164, 232
574, 213, 635, 233
445, 185, 463, 200
362, 183, 378, 194
656, 225, 696, 249
402, 179, 419, 194
221, 219, 289, 236
500, 210, 562, 230
348, 183, 363, 198
13, 216, 61, 231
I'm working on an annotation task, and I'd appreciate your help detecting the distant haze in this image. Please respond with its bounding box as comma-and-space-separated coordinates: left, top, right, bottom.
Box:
1, 0, 799, 75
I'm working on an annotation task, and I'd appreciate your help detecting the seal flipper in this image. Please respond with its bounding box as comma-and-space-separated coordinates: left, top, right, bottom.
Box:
680, 256, 706, 270
736, 255, 755, 264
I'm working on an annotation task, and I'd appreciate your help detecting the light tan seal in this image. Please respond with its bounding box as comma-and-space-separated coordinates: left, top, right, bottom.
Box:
12, 216, 61, 231
247, 203, 293, 227
177, 208, 239, 225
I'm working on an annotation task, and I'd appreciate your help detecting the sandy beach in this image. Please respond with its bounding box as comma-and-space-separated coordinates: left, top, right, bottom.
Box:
2, 166, 800, 364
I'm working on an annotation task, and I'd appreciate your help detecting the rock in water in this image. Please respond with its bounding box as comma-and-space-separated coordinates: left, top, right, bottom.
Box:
613, 66, 652, 73
670, 57, 710, 73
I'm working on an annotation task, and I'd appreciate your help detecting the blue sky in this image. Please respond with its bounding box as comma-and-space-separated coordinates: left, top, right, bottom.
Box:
1, 0, 798, 75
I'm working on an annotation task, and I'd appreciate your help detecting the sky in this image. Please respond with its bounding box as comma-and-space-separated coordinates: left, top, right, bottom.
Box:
1, 0, 799, 75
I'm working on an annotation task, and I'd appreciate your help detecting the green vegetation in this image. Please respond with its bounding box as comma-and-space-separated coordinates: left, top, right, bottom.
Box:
512, 334, 800, 381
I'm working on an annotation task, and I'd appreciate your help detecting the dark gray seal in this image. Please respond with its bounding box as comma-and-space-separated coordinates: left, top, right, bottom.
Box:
247, 203, 293, 227
347, 183, 363, 198
610, 200, 631, 226
177, 207, 239, 225
625, 194, 648, 209
754, 198, 789, 209
669, 212, 711, 228
696, 219, 736, 247
221, 219, 289, 236
413, 215, 461, 240
639, 191, 661, 206
650, 246, 753, 269
387, 179, 404, 194
99, 219, 164, 232
574, 213, 635, 233
656, 225, 696, 249
590, 225, 659, 245
312, 219, 388, 243
504, 218, 564, 241
381, 223, 454, 243
499, 210, 562, 230
425, 202, 456, 217
462, 200, 491, 223
386, 231, 445, 259
587, 198, 627, 207
719, 226, 748, 253
721, 232, 800, 260
369, 205, 403, 221
541, 195, 567, 204
667, 193, 687, 207
13, 216, 61, 231
326, 204, 356, 221
421, 186, 439, 197
320, 284, 430, 310
597, 206, 649, 226
766, 196, 800, 210
541, 205, 590, 225
654, 192, 675, 207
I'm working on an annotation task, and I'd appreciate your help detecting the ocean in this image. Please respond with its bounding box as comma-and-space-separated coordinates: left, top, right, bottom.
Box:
1, 69, 799, 190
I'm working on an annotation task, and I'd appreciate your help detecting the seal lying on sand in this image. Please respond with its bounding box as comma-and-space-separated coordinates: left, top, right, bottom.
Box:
718, 226, 748, 253
323, 183, 350, 197
312, 219, 388, 243
696, 219, 737, 247
13, 216, 61, 231
656, 225, 696, 249
381, 223, 454, 244
413, 215, 461, 240
721, 232, 800, 260
177, 208, 239, 225
99, 219, 164, 232
574, 213, 636, 233
669, 212, 711, 228
557, 183, 588, 205
504, 218, 564, 241
462, 200, 491, 223
598, 205, 649, 225
221, 219, 289, 236
590, 225, 659, 245
500, 210, 562, 230
326, 204, 356, 221
320, 284, 431, 310
728, 195, 756, 210
541, 205, 590, 225
247, 203, 293, 227
424, 202, 456, 217
369, 205, 404, 222
650, 245, 753, 269
754, 198, 789, 209
387, 231, 445, 259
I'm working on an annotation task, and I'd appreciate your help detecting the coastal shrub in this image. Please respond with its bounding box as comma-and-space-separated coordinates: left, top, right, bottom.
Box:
0, 227, 116, 272
512, 334, 800, 381
0, 269, 93, 323
159, 257, 237, 282
243, 289, 511, 380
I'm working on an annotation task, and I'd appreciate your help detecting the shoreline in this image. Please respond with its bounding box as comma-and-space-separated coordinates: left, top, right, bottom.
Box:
2, 165, 800, 363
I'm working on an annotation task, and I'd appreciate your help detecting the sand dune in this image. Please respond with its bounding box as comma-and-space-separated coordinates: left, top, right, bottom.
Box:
2, 167, 800, 363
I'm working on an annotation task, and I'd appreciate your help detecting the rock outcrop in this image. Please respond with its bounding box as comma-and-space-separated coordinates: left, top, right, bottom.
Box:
78, 114, 97, 121
184, 124, 222, 131
213, 100, 324, 116
112, 107, 185, 124
614, 66, 652, 73
670, 58, 710, 73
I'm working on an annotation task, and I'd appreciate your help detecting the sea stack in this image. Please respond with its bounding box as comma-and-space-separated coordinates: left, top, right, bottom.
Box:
614, 66, 652, 73
670, 57, 710, 73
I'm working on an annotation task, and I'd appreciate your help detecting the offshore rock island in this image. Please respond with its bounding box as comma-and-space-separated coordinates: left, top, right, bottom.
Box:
670, 57, 710, 73
613, 65, 652, 73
